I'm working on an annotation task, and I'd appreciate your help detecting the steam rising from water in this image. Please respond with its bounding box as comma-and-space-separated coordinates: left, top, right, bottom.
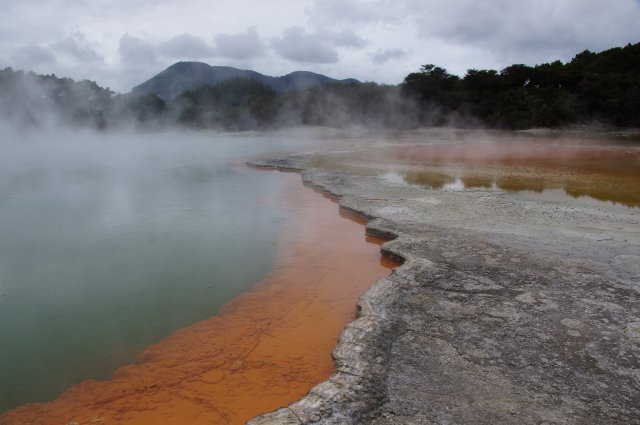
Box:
0, 127, 336, 412
0, 116, 637, 412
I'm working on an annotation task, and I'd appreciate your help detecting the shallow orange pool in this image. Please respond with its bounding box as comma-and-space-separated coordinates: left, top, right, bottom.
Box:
0, 171, 396, 425
311, 139, 640, 208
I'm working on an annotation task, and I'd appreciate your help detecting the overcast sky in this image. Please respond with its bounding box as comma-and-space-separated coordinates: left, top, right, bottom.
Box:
1, 0, 639, 92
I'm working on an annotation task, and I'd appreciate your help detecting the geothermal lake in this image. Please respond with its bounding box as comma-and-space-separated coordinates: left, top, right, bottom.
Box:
1, 129, 638, 418
0, 131, 324, 412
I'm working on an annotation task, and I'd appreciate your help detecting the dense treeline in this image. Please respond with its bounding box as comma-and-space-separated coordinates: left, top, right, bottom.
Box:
1, 42, 638, 131
149, 78, 418, 130
172, 78, 278, 129
402, 42, 640, 129
0, 68, 114, 129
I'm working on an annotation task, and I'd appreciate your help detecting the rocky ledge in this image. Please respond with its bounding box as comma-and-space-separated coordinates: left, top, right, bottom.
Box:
247, 156, 640, 425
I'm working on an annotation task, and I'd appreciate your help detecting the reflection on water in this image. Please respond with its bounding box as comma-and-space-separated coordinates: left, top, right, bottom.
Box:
0, 172, 397, 425
403, 170, 456, 189
312, 137, 640, 208
495, 175, 548, 193
386, 168, 639, 208
460, 175, 493, 189
0, 132, 324, 413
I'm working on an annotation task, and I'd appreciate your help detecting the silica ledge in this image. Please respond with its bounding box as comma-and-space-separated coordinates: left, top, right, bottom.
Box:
247, 154, 640, 425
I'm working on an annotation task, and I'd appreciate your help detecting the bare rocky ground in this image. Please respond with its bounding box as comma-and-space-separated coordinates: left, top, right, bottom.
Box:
247, 151, 640, 425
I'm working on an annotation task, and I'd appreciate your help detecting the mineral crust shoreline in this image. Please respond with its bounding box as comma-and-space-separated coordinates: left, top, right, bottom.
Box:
247, 154, 640, 425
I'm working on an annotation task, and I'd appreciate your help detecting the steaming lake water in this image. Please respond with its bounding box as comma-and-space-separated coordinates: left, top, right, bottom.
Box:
0, 131, 323, 412
1, 129, 638, 414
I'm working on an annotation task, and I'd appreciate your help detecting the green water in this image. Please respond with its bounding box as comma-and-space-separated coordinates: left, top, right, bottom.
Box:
0, 131, 316, 412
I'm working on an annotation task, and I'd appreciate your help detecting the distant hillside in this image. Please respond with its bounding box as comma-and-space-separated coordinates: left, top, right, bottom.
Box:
2, 42, 637, 131
131, 62, 359, 99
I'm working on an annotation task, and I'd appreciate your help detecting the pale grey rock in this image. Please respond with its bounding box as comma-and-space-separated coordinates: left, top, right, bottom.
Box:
247, 154, 640, 425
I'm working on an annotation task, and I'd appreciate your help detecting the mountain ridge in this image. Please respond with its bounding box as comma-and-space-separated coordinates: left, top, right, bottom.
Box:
131, 62, 360, 100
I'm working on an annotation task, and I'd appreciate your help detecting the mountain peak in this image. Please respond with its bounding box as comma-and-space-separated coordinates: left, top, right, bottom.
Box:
131, 63, 359, 100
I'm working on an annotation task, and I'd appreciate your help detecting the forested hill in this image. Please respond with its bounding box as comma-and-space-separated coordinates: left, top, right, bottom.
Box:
131, 62, 360, 100
401, 42, 640, 128
0, 68, 114, 129
1, 42, 638, 130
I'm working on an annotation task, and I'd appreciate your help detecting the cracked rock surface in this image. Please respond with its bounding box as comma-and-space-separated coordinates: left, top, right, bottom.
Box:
247, 153, 640, 425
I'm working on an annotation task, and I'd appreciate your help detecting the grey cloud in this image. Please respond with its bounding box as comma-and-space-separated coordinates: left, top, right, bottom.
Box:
161, 34, 215, 58
215, 27, 265, 60
370, 48, 408, 65
408, 0, 640, 64
120, 33, 217, 65
323, 30, 368, 48
118, 34, 157, 66
11, 43, 57, 67
307, 0, 640, 71
117, 33, 220, 91
272, 27, 339, 64
271, 27, 367, 64
307, 0, 398, 25
2, 0, 639, 92
52, 32, 103, 64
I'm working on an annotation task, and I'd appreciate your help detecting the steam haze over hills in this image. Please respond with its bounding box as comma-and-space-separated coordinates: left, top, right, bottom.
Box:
132, 62, 359, 100
1, 41, 639, 131
0, 0, 638, 132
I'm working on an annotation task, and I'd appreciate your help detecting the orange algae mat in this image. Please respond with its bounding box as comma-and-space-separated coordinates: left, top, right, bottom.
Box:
0, 170, 396, 425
